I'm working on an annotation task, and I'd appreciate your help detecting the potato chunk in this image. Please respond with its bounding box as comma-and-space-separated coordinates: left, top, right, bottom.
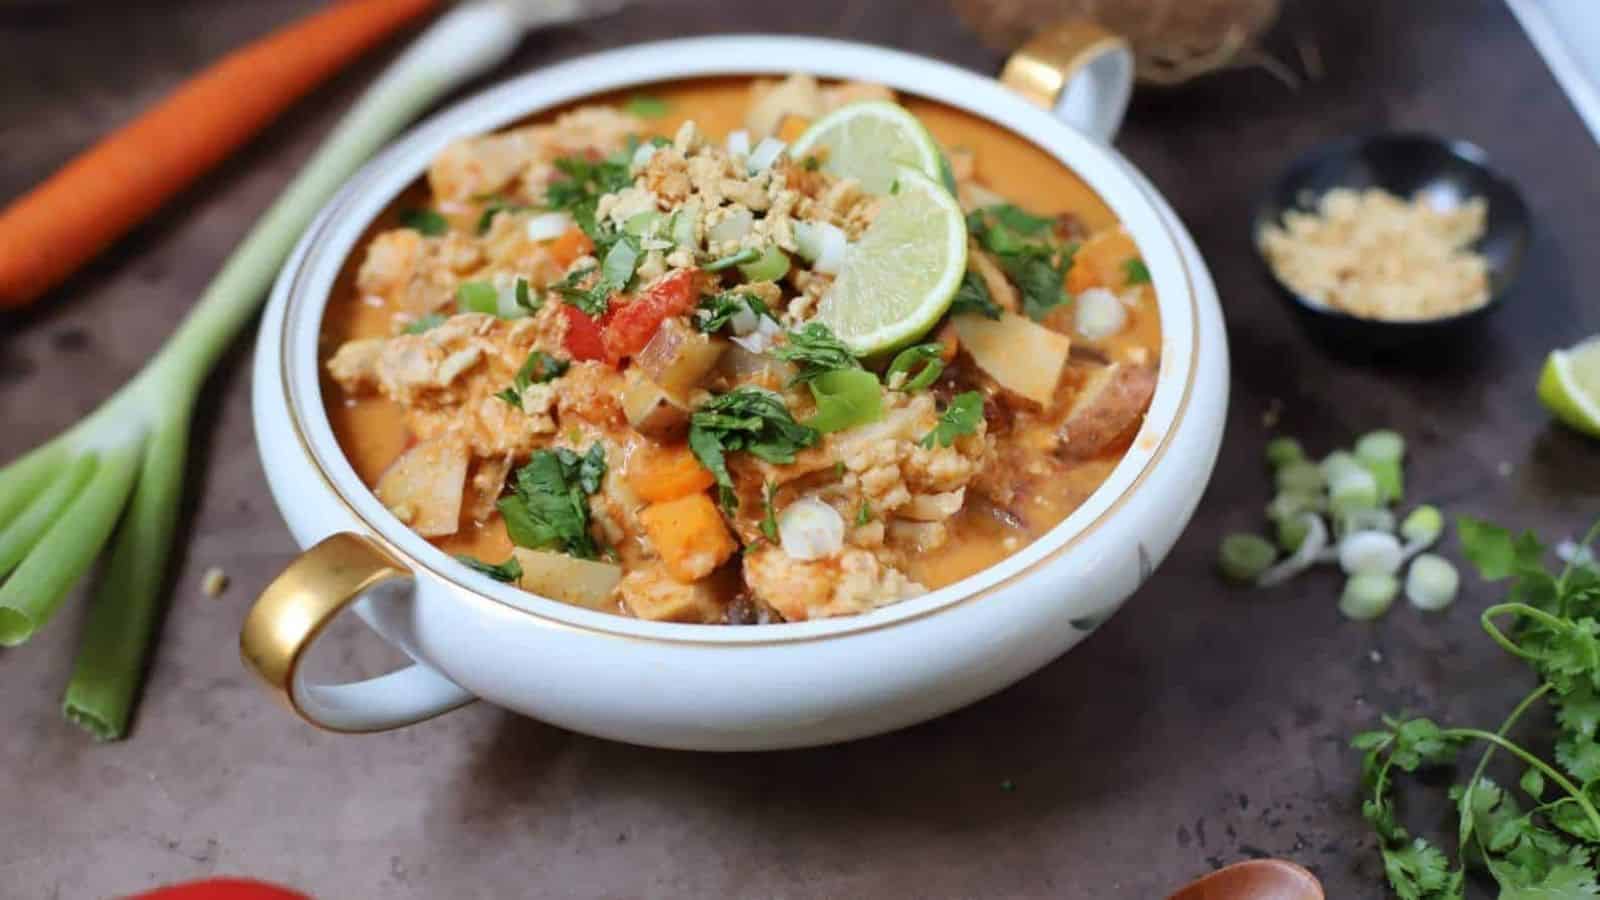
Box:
1059, 363, 1158, 458
376, 435, 469, 536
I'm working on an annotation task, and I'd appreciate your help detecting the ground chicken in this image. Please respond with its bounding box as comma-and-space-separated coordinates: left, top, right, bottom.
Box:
743, 544, 924, 622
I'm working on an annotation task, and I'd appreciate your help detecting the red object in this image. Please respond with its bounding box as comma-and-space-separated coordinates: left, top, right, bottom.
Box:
560, 303, 608, 362
0, 0, 441, 307
128, 878, 311, 900
600, 269, 700, 363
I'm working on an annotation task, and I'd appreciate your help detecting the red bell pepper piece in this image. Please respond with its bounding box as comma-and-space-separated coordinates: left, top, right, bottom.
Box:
600, 268, 700, 364
559, 303, 607, 362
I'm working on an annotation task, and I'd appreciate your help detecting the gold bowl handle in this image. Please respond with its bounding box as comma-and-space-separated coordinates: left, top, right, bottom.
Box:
1000, 21, 1134, 142
241, 532, 475, 733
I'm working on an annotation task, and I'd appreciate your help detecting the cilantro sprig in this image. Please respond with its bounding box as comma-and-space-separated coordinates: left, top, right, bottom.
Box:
1355, 517, 1600, 898
920, 391, 984, 448
687, 388, 819, 511
496, 446, 608, 560
494, 350, 569, 409
769, 322, 861, 385
966, 204, 1077, 321
455, 554, 523, 583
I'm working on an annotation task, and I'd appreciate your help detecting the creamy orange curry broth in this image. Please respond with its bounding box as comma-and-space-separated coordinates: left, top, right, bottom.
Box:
320, 77, 1160, 623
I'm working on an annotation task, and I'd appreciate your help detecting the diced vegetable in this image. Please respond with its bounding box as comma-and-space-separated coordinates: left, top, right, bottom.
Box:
726, 129, 752, 157
1339, 573, 1398, 620
777, 497, 846, 561
1401, 504, 1444, 549
621, 371, 691, 441
525, 211, 574, 242
671, 201, 700, 249
1336, 507, 1395, 537
1058, 362, 1158, 458
623, 210, 663, 237
705, 247, 759, 271
511, 548, 621, 612
747, 137, 787, 173
1320, 450, 1365, 485
559, 304, 607, 362
1074, 287, 1127, 340
456, 280, 498, 315
633, 317, 726, 399
601, 268, 701, 364
1355, 429, 1406, 464
1363, 457, 1404, 504
1275, 461, 1325, 494
548, 227, 594, 268
1329, 465, 1380, 517
737, 245, 791, 282
1267, 491, 1324, 522
1276, 515, 1310, 552
1338, 531, 1403, 576
953, 311, 1070, 406
807, 368, 883, 433
1258, 513, 1329, 587
886, 343, 945, 391
707, 208, 754, 245
625, 442, 715, 503
1266, 437, 1305, 468
1404, 553, 1459, 611
1219, 533, 1276, 582
794, 219, 847, 274
639, 493, 737, 582
375, 436, 468, 537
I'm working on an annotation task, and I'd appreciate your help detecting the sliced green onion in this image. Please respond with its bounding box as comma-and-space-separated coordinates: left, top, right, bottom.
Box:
738, 245, 791, 282
457, 280, 498, 315
1329, 466, 1380, 517
1362, 457, 1404, 504
1404, 553, 1459, 611
671, 201, 700, 249
1258, 513, 1329, 587
807, 369, 883, 433
623, 210, 663, 237
1401, 505, 1444, 548
1338, 531, 1403, 576
1337, 507, 1395, 537
886, 344, 945, 391
1355, 429, 1405, 464
1219, 533, 1276, 582
705, 247, 759, 272
1321, 450, 1365, 485
1276, 515, 1311, 553
1275, 461, 1325, 495
601, 235, 641, 289
1339, 573, 1398, 620
1265, 437, 1305, 469
1266, 491, 1324, 522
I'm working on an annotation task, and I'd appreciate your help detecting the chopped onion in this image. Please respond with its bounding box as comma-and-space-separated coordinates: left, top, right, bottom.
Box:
1329, 466, 1380, 516
795, 220, 848, 275
731, 314, 783, 354
1340, 573, 1398, 620
631, 141, 660, 173
1257, 513, 1328, 587
1405, 553, 1459, 611
493, 278, 529, 319
525, 211, 573, 242
729, 305, 760, 336
777, 497, 845, 561
1339, 531, 1403, 576
707, 208, 754, 244
747, 137, 787, 173
726, 129, 751, 158
1075, 287, 1127, 340
672, 201, 700, 249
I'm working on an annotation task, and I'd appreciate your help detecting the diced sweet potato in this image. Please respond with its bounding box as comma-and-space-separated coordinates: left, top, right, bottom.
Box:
625, 442, 715, 503
376, 435, 469, 536
1058, 363, 1158, 458
639, 493, 736, 582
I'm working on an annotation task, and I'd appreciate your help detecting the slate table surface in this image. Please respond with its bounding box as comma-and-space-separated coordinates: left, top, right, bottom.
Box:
2, 1, 1597, 897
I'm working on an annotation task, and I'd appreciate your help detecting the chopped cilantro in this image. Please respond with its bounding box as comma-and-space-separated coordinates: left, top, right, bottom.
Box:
514, 276, 541, 314
967, 206, 1076, 320
855, 501, 872, 527
476, 198, 532, 235
688, 388, 819, 511
623, 94, 670, 119
551, 234, 643, 318
399, 207, 447, 236
1124, 257, 1151, 285
985, 203, 1053, 236
456, 281, 499, 315
455, 554, 523, 583
402, 313, 446, 335
770, 322, 860, 385
495, 350, 570, 408
497, 446, 608, 559
800, 155, 821, 172
949, 269, 1002, 319
694, 291, 773, 334
545, 153, 633, 248
920, 391, 984, 448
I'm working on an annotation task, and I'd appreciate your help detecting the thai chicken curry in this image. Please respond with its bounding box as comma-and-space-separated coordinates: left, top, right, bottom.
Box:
321, 76, 1161, 624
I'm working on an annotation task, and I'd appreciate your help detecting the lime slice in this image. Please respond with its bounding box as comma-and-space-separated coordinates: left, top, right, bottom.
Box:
789, 100, 944, 194
1539, 338, 1600, 439
816, 167, 967, 355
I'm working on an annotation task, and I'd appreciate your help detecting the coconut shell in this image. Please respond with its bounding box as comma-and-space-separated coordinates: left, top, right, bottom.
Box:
953, 0, 1281, 85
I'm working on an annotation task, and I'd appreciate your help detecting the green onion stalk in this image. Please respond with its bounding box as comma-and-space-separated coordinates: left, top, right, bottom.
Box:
0, 3, 529, 740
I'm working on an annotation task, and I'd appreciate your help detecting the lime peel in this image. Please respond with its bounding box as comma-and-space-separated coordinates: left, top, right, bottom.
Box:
1538, 338, 1600, 439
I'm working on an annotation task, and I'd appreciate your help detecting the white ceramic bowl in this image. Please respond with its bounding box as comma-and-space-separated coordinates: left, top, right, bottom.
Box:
246, 35, 1228, 750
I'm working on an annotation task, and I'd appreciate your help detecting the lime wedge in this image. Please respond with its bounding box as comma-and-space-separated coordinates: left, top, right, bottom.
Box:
1539, 338, 1600, 439
816, 167, 967, 355
789, 100, 944, 194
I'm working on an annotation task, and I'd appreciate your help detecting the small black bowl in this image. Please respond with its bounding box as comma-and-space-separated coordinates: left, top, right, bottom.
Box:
1251, 132, 1530, 357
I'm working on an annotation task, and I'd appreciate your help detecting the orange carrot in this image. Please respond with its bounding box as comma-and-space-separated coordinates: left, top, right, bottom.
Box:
548, 227, 594, 269
639, 494, 736, 582
0, 0, 440, 308
626, 443, 715, 503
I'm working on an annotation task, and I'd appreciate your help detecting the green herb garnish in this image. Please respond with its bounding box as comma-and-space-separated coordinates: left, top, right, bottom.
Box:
760, 482, 779, 542
399, 207, 448, 236
770, 322, 860, 385
985, 203, 1053, 236
688, 388, 819, 511
497, 446, 609, 559
1354, 516, 1600, 898
694, 291, 773, 334
455, 554, 523, 583
495, 350, 570, 409
967, 205, 1075, 320
514, 276, 540, 314
807, 368, 883, 433
545, 153, 634, 248
920, 391, 984, 448
456, 280, 499, 315
856, 501, 872, 526
950, 269, 1002, 319
402, 313, 446, 335
476, 198, 532, 235
1124, 257, 1151, 285
704, 247, 760, 272
623, 94, 670, 119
